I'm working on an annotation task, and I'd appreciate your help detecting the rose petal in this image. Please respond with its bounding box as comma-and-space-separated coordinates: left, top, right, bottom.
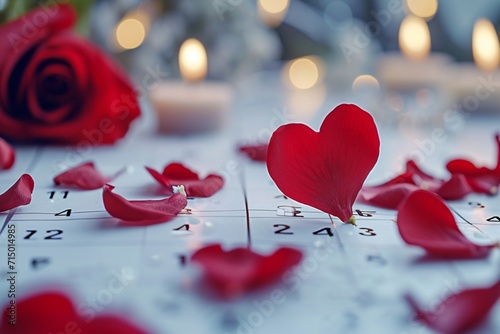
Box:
0, 137, 15, 170
406, 280, 500, 334
397, 190, 497, 258
0, 291, 147, 334
435, 173, 472, 200
102, 184, 187, 225
1, 291, 80, 333
267, 104, 380, 223
54, 162, 109, 190
191, 244, 302, 299
358, 183, 420, 209
238, 143, 268, 162
146, 163, 224, 197
446, 134, 500, 195
0, 174, 34, 212
84, 316, 148, 334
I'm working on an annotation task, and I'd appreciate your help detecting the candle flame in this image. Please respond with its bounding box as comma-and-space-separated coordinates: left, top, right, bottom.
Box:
473, 19, 500, 71
399, 16, 431, 60
179, 39, 207, 82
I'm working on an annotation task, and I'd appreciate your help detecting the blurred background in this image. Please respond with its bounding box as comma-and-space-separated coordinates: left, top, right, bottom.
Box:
3, 0, 500, 129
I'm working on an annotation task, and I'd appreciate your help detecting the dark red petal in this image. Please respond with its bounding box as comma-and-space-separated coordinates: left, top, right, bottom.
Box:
446, 159, 482, 175
445, 134, 500, 195
84, 316, 147, 334
148, 163, 224, 197
406, 159, 439, 182
191, 244, 302, 299
0, 174, 34, 212
1, 291, 80, 333
238, 143, 268, 162
145, 166, 173, 190
163, 162, 200, 180
102, 184, 187, 225
397, 190, 496, 258
0, 137, 15, 170
358, 183, 420, 209
406, 280, 500, 334
54, 162, 109, 190
435, 174, 472, 200
267, 104, 380, 223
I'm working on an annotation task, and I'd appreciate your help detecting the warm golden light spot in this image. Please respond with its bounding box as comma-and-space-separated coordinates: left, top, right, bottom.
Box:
116, 18, 146, 50
288, 57, 320, 90
352, 75, 380, 91
399, 15, 431, 60
406, 0, 438, 20
258, 0, 289, 27
473, 19, 500, 71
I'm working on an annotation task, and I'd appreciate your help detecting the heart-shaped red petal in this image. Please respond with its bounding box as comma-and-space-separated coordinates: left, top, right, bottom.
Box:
54, 162, 109, 190
397, 190, 497, 258
267, 104, 380, 223
102, 184, 187, 225
146, 163, 224, 197
406, 280, 500, 334
0, 138, 15, 170
191, 244, 302, 299
0, 174, 34, 212
238, 143, 268, 162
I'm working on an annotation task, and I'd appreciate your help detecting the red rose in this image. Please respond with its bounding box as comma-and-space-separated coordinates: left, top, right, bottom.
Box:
0, 4, 140, 144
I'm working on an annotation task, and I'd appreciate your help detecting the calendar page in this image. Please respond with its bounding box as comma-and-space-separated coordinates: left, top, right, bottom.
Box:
1, 87, 500, 334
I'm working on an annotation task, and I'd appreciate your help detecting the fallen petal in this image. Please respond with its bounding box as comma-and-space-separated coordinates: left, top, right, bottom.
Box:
358, 183, 420, 209
0, 174, 35, 212
267, 104, 380, 223
191, 244, 302, 299
0, 290, 147, 334
397, 190, 496, 258
406, 280, 500, 334
0, 138, 15, 170
238, 143, 268, 162
435, 173, 472, 200
54, 162, 109, 190
446, 134, 500, 195
103, 184, 187, 225
146, 163, 224, 197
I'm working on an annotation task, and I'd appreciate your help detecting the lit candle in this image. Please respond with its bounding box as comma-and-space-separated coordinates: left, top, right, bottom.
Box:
149, 39, 232, 134
377, 15, 451, 90
448, 19, 500, 109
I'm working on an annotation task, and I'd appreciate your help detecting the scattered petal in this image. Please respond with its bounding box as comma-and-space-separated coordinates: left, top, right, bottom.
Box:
0, 174, 34, 212
360, 160, 473, 208
191, 244, 303, 299
267, 104, 380, 223
103, 184, 187, 225
0, 138, 15, 170
397, 190, 497, 258
146, 163, 224, 197
238, 143, 268, 162
435, 173, 472, 200
54, 162, 109, 190
446, 134, 500, 195
0, 291, 147, 333
406, 280, 500, 334
358, 183, 420, 209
